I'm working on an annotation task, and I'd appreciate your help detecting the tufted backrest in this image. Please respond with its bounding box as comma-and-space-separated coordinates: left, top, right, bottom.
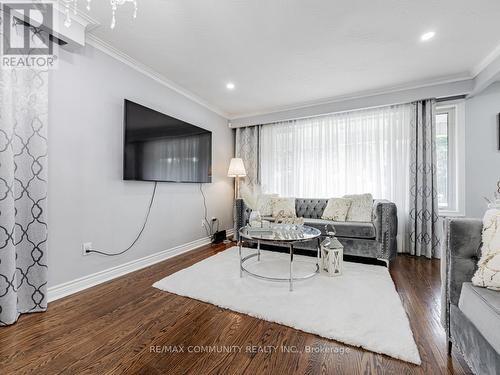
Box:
295, 199, 329, 219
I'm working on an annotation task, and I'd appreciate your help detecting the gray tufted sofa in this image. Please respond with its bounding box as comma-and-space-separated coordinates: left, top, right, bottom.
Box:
234, 198, 398, 264
441, 218, 500, 375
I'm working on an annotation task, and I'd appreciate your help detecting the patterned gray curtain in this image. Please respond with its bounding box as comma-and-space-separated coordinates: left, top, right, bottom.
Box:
235, 126, 260, 186
408, 99, 440, 258
0, 68, 48, 325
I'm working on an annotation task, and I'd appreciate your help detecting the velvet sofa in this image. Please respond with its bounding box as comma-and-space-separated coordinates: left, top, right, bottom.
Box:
441, 218, 500, 375
234, 198, 398, 264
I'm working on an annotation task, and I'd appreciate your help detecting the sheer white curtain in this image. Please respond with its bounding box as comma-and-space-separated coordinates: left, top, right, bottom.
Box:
260, 104, 412, 251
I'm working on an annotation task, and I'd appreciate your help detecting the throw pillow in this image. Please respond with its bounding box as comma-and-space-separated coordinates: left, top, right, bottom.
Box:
272, 197, 296, 218
256, 194, 279, 216
472, 209, 500, 291
343, 193, 373, 222
275, 213, 304, 225
321, 198, 353, 221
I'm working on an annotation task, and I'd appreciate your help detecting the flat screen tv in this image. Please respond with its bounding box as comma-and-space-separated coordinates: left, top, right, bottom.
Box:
123, 100, 212, 183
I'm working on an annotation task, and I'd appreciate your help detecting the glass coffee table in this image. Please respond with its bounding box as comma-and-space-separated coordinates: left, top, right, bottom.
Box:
238, 224, 322, 291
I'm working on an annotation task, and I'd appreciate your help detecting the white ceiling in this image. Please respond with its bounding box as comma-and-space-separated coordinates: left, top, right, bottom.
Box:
83, 0, 500, 118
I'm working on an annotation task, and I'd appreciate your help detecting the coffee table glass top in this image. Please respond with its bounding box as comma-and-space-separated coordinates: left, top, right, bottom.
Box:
239, 224, 321, 242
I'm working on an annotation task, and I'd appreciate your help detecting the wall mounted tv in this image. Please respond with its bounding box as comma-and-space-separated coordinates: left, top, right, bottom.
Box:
123, 100, 212, 183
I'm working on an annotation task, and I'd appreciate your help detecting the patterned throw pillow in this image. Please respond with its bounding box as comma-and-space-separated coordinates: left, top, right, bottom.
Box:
321, 198, 353, 221
343, 193, 373, 222
271, 197, 296, 218
256, 194, 279, 216
472, 209, 500, 291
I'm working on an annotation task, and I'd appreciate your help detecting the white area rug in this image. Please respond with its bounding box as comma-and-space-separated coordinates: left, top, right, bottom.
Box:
153, 247, 421, 364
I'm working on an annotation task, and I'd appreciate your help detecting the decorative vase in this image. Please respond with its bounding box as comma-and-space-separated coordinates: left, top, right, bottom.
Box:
249, 210, 262, 227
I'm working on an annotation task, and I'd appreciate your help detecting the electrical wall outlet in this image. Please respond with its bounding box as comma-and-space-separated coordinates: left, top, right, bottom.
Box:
201, 220, 205, 227
82, 242, 92, 256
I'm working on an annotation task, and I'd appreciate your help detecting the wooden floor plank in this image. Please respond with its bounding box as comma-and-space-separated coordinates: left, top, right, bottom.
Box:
0, 242, 472, 375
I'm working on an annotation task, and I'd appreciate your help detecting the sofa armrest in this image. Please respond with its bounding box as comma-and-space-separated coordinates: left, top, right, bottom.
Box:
372, 200, 398, 260
441, 218, 482, 338
234, 198, 251, 240
442, 218, 482, 306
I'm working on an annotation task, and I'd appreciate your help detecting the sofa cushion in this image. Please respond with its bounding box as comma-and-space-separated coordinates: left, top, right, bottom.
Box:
321, 198, 352, 221
272, 197, 296, 218
256, 194, 279, 216
303, 218, 376, 239
472, 209, 500, 291
458, 282, 500, 353
343, 193, 373, 222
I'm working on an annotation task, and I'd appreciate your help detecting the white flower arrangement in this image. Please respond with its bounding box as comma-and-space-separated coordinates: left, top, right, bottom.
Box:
239, 183, 261, 210
484, 180, 500, 209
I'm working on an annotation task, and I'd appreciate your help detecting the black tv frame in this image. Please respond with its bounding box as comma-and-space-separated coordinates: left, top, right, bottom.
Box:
123, 99, 212, 183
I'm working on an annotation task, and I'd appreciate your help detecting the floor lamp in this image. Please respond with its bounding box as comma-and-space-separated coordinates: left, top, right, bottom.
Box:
227, 158, 247, 199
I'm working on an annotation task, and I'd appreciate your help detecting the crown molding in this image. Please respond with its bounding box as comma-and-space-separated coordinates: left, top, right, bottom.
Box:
228, 74, 472, 121
471, 42, 500, 78
85, 34, 230, 119
84, 30, 500, 122
229, 79, 473, 127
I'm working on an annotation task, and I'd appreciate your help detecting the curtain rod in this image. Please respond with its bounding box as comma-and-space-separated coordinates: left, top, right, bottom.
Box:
241, 102, 408, 127
232, 94, 468, 128
436, 94, 467, 103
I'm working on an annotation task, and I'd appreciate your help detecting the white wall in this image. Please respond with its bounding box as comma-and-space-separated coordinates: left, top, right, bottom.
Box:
48, 45, 233, 287
464, 82, 500, 218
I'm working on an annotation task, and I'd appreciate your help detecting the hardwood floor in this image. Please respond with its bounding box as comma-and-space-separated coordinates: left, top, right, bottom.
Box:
0, 242, 472, 375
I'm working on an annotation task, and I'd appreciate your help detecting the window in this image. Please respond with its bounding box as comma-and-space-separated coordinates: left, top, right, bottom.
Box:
258, 101, 464, 217
259, 104, 412, 201
259, 105, 412, 252
435, 103, 464, 215
436, 109, 453, 209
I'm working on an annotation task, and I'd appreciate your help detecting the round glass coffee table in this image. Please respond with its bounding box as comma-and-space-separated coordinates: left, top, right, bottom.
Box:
238, 224, 322, 291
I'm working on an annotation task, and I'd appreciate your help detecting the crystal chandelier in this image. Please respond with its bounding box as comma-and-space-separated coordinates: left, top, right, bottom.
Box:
63, 0, 138, 29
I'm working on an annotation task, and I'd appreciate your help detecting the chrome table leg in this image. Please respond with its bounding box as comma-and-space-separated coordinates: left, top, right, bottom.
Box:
257, 240, 261, 261
317, 237, 321, 270
289, 243, 294, 291
239, 241, 243, 277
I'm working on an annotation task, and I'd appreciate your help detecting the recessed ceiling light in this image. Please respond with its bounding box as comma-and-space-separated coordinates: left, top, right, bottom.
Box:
226, 82, 235, 90
420, 31, 435, 41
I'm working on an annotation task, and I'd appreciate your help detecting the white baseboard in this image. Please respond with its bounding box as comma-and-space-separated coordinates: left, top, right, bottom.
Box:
48, 229, 234, 303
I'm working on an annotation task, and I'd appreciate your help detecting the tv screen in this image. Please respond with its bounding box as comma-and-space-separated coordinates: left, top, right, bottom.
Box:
123, 100, 212, 183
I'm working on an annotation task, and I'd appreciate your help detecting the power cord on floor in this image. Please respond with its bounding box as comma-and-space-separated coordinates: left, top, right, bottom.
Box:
85, 181, 158, 256
199, 183, 212, 238
200, 183, 220, 241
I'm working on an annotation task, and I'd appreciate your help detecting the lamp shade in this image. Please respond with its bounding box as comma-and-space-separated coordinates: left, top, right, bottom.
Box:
227, 158, 247, 177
